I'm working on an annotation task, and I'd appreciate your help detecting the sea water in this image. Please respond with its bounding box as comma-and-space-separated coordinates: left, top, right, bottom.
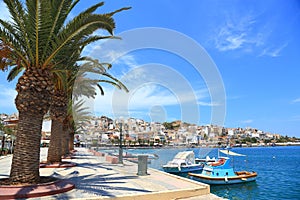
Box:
124, 146, 300, 200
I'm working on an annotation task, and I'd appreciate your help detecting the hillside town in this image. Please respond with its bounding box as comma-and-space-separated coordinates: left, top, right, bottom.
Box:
1, 113, 299, 152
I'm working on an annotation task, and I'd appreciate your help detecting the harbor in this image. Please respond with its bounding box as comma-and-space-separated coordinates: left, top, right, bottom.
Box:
0, 147, 223, 200
100, 146, 300, 200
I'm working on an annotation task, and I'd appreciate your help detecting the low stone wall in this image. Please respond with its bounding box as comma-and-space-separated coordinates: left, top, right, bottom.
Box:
105, 155, 119, 164
88, 149, 117, 164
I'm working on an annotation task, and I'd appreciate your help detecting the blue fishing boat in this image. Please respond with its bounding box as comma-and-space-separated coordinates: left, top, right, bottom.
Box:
162, 151, 204, 174
188, 149, 257, 184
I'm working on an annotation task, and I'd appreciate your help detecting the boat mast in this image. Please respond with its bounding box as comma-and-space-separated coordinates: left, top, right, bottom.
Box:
227, 136, 234, 169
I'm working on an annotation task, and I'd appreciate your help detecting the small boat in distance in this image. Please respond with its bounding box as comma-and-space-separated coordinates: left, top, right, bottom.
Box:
188, 149, 257, 185
162, 151, 204, 174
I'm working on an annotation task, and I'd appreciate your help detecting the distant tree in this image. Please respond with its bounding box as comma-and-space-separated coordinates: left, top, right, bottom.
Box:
285, 135, 289, 140
264, 139, 271, 144
138, 138, 142, 145
110, 138, 115, 145
132, 140, 136, 146
163, 122, 173, 130
242, 137, 258, 143
251, 137, 258, 143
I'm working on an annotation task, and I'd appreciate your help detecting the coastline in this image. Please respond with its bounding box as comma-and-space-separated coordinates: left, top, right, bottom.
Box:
89, 142, 300, 151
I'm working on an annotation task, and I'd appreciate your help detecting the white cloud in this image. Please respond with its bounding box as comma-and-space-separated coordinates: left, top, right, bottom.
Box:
291, 98, 300, 103
260, 42, 288, 57
0, 86, 17, 113
108, 53, 138, 72
213, 13, 288, 57
78, 50, 216, 121
129, 85, 178, 108
214, 14, 262, 52
91, 83, 211, 119
241, 119, 253, 124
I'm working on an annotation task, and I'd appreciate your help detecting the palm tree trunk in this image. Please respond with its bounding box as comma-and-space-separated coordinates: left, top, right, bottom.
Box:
47, 119, 62, 163
9, 68, 53, 184
47, 90, 67, 162
61, 128, 70, 155
9, 112, 44, 184
69, 131, 75, 151
61, 105, 70, 156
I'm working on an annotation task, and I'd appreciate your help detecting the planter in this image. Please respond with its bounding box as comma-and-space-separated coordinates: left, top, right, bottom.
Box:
1, 149, 8, 156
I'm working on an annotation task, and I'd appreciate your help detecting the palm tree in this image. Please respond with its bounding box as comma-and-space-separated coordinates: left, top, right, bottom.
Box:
66, 98, 92, 151
65, 58, 129, 154
48, 58, 128, 163
0, 0, 130, 184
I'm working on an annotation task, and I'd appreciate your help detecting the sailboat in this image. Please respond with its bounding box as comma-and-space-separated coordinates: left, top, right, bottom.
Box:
188, 149, 257, 185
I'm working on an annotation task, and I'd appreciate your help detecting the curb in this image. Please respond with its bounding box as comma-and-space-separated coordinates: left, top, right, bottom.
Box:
39, 161, 77, 168
0, 179, 75, 199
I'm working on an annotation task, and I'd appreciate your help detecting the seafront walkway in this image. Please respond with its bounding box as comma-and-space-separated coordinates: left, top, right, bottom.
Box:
0, 148, 223, 200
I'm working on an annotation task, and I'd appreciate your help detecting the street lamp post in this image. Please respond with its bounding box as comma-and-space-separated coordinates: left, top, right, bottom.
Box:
96, 134, 99, 151
118, 122, 123, 164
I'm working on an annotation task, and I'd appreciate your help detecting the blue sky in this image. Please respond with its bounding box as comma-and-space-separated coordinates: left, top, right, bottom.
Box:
0, 0, 300, 137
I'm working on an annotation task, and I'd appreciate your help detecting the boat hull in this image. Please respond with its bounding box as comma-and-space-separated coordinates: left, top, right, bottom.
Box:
163, 165, 203, 174
189, 171, 257, 185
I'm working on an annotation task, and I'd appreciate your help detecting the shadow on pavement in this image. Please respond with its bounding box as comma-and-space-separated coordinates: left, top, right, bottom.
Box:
67, 173, 150, 197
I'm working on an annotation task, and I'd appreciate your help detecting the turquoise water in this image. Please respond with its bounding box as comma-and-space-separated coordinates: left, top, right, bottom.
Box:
124, 146, 300, 200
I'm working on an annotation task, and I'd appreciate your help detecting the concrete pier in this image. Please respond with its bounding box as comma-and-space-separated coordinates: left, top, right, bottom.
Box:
0, 148, 223, 200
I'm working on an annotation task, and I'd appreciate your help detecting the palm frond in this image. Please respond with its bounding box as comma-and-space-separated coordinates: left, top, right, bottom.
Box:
106, 7, 132, 16
96, 84, 105, 95
44, 14, 115, 67
97, 79, 121, 89
41, 0, 75, 61
80, 2, 105, 15
0, 26, 29, 68
3, 0, 34, 63
71, 99, 93, 125
7, 66, 24, 81
101, 73, 129, 92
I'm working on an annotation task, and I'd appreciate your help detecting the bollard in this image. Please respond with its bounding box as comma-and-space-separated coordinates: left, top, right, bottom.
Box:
137, 155, 148, 176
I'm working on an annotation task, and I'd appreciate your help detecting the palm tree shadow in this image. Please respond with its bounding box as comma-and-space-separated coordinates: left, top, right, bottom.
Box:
67, 173, 151, 197
75, 162, 114, 171
70, 156, 93, 159
52, 161, 151, 198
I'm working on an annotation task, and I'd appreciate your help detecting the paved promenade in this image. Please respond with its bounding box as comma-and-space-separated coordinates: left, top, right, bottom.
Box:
0, 148, 223, 200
